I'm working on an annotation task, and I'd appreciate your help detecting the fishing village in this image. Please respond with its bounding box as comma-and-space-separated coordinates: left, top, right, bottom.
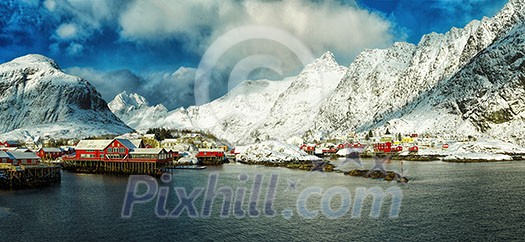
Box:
3, 126, 520, 189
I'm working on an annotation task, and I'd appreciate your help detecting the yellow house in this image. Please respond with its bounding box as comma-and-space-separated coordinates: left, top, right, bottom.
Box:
402, 137, 414, 144
380, 135, 393, 142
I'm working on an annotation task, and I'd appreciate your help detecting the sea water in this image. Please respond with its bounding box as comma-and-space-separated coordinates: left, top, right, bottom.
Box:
1, 159, 524, 241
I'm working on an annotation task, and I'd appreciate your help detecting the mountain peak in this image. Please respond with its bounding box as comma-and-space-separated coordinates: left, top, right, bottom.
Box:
6, 54, 60, 69
112, 91, 149, 109
303, 51, 341, 72
108, 92, 169, 131
320, 51, 336, 63
0, 54, 132, 139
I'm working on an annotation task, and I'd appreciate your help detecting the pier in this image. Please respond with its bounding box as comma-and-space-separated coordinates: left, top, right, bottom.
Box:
61, 158, 168, 176
0, 164, 61, 189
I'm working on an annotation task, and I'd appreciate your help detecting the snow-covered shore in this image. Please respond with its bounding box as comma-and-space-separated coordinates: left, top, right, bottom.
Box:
235, 140, 321, 163
414, 139, 525, 162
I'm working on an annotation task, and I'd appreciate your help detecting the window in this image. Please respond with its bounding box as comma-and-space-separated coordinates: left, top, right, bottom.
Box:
107, 148, 113, 153
1, 158, 5, 163
100, 155, 104, 159
119, 148, 125, 153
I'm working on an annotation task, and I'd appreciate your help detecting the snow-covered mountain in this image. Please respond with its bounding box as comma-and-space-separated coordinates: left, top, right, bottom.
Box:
110, 77, 295, 144
108, 91, 169, 130
112, 0, 525, 145
110, 52, 345, 144
253, 52, 348, 141
314, 0, 525, 138
0, 54, 132, 141
377, 23, 525, 145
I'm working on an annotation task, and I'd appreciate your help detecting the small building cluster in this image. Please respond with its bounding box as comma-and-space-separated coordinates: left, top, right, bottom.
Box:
294, 132, 453, 158
0, 151, 41, 166
69, 138, 177, 163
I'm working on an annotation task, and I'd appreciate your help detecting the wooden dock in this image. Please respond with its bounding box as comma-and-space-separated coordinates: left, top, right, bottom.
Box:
61, 159, 168, 176
0, 164, 61, 189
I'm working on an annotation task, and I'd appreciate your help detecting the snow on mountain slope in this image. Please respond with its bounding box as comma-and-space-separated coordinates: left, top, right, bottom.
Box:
253, 51, 348, 141
108, 91, 169, 130
111, 0, 525, 146
379, 23, 525, 145
111, 52, 347, 144
111, 78, 294, 144
0, 54, 132, 140
315, 0, 525, 138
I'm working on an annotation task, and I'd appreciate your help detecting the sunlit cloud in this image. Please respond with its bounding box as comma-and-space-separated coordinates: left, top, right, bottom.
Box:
118, 0, 395, 64
55, 23, 78, 40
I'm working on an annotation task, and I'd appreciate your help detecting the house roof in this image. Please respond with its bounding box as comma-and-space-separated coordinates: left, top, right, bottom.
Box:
161, 139, 178, 143
130, 148, 166, 155
7, 151, 40, 160
40, 148, 63, 153
198, 148, 225, 152
115, 139, 137, 149
129, 139, 143, 148
0, 151, 10, 159
76, 139, 114, 150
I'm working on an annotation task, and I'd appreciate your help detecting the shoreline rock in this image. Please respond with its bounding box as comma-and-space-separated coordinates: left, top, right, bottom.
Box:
344, 169, 409, 183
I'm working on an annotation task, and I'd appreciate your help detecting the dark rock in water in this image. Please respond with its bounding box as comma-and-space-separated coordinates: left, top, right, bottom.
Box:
344, 169, 368, 177
365, 170, 386, 179
345, 169, 409, 183
385, 171, 398, 181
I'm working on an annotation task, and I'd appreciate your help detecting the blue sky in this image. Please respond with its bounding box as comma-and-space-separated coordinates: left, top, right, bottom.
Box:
0, 0, 508, 109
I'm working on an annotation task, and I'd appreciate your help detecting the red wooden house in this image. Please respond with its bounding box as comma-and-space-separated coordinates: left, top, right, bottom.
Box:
196, 148, 225, 164
373, 142, 403, 153
322, 147, 338, 155
70, 138, 173, 165
74, 139, 136, 161
37, 148, 64, 160
196, 149, 225, 158
300, 144, 316, 155
0, 151, 11, 164
408, 146, 419, 154
62, 138, 173, 175
0, 151, 41, 166
230, 148, 240, 155
129, 148, 170, 162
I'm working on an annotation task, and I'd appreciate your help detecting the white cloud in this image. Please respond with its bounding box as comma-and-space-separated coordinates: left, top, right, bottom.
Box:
44, 0, 57, 11
55, 23, 78, 39
66, 42, 84, 55
118, 0, 395, 65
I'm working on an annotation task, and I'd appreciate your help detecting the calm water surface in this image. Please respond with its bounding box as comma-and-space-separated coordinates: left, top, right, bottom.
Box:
1, 159, 525, 241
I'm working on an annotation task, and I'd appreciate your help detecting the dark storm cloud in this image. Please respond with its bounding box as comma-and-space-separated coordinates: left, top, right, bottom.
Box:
65, 67, 197, 109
